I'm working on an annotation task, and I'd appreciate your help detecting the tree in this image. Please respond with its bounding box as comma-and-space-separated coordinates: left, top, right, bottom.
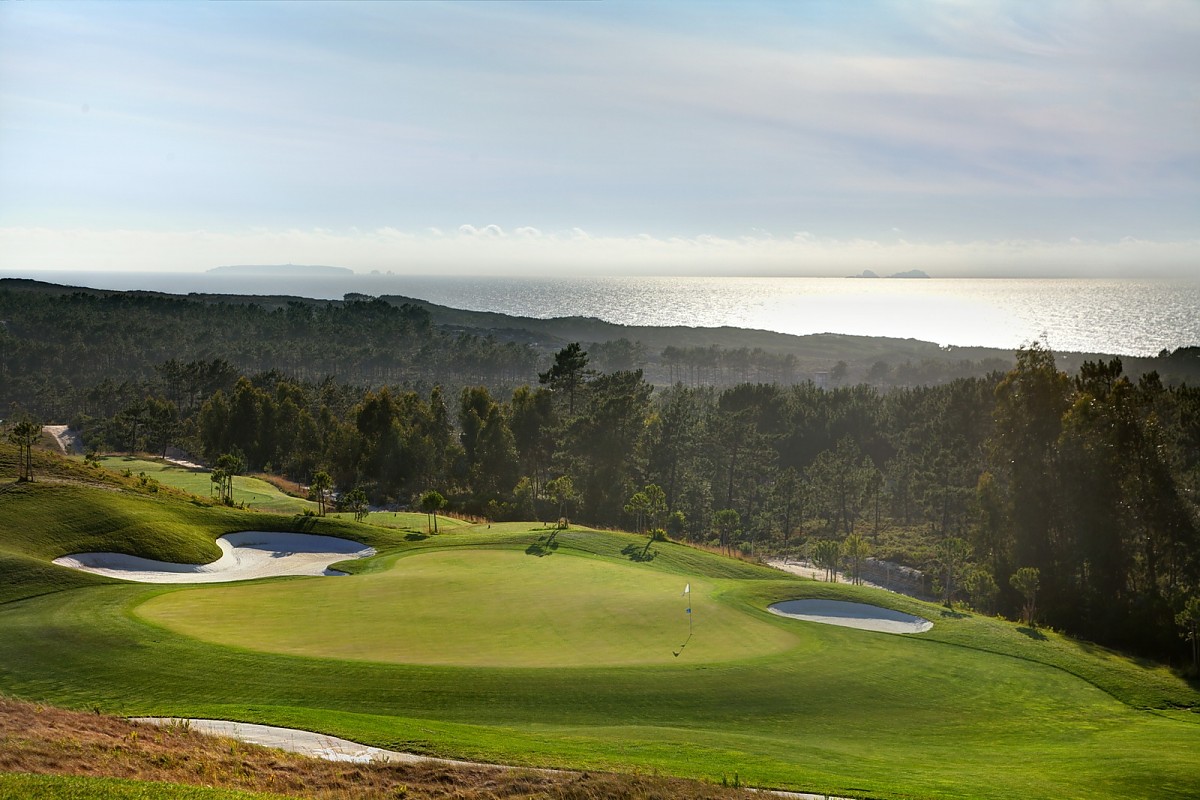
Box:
624, 483, 667, 535
309, 470, 333, 516
843, 533, 870, 585
545, 475, 579, 527
344, 487, 369, 522
624, 491, 650, 533
538, 342, 592, 416
1010, 567, 1040, 627
812, 539, 842, 582
933, 537, 971, 607
964, 567, 999, 615
712, 508, 740, 555
6, 418, 40, 482
642, 483, 668, 535
419, 489, 447, 533
1178, 595, 1200, 674
214, 452, 245, 505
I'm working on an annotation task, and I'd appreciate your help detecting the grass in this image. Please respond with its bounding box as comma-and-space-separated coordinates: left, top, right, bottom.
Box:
3, 445, 1200, 799
0, 774, 290, 800
94, 457, 317, 515
136, 546, 797, 667
0, 696, 755, 800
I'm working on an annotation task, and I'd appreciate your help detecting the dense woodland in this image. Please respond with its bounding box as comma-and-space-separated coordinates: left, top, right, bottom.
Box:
3, 281, 1200, 666
11, 278, 1199, 416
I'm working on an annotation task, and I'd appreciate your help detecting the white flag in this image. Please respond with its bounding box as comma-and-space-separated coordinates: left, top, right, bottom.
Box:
682, 583, 690, 596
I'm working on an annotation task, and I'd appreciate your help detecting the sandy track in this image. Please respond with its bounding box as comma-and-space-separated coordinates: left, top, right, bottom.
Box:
52, 531, 374, 583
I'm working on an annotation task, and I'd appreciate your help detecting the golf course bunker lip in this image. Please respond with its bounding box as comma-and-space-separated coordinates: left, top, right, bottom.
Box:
768, 599, 933, 634
52, 532, 375, 584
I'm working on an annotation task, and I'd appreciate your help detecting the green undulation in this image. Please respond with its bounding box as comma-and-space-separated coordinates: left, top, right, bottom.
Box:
136, 549, 796, 667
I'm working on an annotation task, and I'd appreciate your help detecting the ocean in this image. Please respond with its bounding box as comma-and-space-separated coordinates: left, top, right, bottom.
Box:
5, 271, 1198, 357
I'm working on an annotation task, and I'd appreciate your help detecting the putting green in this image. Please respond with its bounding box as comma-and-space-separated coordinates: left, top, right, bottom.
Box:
135, 548, 800, 667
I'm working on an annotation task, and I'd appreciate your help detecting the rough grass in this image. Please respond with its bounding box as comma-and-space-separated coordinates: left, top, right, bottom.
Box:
0, 696, 754, 799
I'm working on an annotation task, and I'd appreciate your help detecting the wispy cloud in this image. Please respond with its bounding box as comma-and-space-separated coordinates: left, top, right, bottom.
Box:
0, 1, 1196, 271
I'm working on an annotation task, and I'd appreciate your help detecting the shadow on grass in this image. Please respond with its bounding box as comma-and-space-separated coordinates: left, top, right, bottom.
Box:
1017, 626, 1047, 641
939, 608, 970, 619
525, 531, 559, 557
404, 532, 428, 542
289, 515, 320, 533
621, 542, 657, 562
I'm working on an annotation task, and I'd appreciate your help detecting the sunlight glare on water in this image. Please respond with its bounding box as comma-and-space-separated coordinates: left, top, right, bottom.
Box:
5, 271, 1198, 355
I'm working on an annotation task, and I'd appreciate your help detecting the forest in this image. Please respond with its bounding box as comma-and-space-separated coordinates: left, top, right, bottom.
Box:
2, 280, 1200, 667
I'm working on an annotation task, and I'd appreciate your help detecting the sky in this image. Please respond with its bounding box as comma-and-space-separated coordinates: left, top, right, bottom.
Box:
0, 0, 1197, 277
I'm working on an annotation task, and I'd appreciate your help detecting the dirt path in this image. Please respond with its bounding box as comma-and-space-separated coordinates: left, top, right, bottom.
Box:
42, 424, 80, 455
766, 557, 928, 602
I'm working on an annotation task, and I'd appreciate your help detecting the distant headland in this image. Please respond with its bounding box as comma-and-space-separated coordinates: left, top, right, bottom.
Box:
849, 269, 930, 279
207, 264, 354, 277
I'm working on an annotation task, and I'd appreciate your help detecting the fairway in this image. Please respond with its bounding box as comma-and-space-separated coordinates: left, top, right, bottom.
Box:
136, 549, 798, 666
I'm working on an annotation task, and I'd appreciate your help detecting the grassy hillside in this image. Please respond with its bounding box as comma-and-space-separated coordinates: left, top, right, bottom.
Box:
95, 456, 317, 515
2, 450, 1199, 799
0, 695, 752, 800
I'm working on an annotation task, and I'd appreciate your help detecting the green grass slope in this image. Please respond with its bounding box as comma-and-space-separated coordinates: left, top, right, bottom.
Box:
2, 462, 1199, 799
95, 456, 316, 515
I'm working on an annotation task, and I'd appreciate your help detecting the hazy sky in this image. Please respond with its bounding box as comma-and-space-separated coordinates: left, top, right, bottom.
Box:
1, 1, 1197, 276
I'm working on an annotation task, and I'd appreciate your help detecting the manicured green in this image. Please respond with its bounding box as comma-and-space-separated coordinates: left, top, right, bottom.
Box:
0, 773, 289, 800
95, 457, 316, 514
137, 548, 795, 667
2, 477, 1200, 799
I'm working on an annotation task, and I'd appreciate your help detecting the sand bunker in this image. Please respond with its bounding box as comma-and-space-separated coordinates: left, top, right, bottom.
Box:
53, 532, 374, 584
768, 599, 932, 634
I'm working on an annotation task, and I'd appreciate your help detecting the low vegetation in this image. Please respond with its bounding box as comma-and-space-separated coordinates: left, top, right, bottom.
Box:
0, 696, 754, 800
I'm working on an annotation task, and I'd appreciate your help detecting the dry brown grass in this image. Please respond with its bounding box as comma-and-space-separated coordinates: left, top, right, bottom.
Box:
0, 696, 758, 799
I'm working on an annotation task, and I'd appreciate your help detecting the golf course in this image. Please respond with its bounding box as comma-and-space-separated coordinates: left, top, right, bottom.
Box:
2, 449, 1200, 799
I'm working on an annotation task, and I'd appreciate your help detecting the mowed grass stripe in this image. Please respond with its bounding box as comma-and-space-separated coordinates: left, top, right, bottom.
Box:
135, 549, 798, 667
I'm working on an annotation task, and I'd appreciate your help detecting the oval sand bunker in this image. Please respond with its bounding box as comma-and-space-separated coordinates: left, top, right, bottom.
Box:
769, 599, 932, 634
53, 532, 374, 584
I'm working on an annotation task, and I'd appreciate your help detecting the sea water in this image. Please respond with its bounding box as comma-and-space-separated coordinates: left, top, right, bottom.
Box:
4, 271, 1198, 356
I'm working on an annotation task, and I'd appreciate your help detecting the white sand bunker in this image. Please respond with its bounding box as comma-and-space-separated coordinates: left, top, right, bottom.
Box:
769, 599, 932, 634
53, 532, 374, 584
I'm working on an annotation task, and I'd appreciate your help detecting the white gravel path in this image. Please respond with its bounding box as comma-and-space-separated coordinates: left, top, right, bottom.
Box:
768, 599, 932, 634
52, 531, 374, 583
